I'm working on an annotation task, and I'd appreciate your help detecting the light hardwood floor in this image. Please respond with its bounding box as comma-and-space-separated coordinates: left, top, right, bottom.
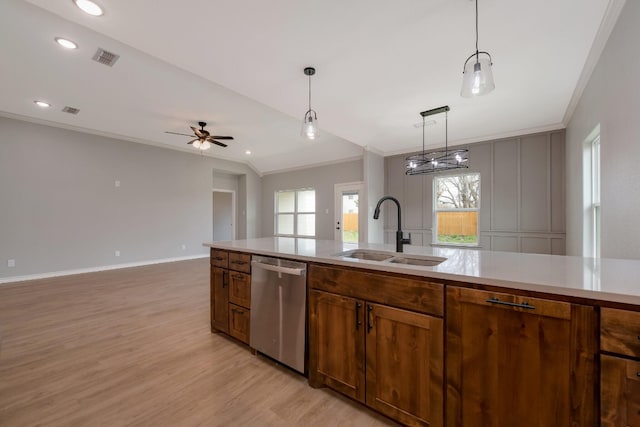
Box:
0, 259, 397, 426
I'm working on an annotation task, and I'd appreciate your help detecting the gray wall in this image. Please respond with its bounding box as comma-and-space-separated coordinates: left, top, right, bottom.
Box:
566, 0, 640, 259
261, 160, 363, 239
364, 150, 385, 244
0, 117, 261, 279
384, 130, 566, 254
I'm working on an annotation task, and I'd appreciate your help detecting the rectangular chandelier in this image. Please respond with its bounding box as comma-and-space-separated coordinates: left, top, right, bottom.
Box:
405, 105, 469, 175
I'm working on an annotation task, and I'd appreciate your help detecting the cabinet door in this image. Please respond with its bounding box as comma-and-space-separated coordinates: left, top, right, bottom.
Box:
211, 266, 229, 334
366, 303, 443, 427
601, 354, 640, 427
446, 287, 596, 427
229, 272, 251, 308
228, 304, 250, 344
309, 290, 365, 402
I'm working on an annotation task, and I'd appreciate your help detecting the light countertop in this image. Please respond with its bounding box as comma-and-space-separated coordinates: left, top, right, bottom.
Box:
204, 237, 640, 306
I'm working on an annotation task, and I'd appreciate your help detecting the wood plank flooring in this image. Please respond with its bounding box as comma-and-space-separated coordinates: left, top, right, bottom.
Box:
0, 259, 396, 426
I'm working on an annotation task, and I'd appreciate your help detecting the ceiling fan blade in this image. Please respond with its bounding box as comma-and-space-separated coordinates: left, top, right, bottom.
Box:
165, 131, 194, 137
191, 126, 205, 138
207, 137, 228, 147
210, 136, 234, 140
187, 139, 198, 145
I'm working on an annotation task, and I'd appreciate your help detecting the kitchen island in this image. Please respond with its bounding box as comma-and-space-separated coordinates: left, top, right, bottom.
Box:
204, 237, 640, 427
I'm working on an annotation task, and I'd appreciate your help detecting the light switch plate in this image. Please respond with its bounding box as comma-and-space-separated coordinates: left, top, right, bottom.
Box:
7, 259, 15, 267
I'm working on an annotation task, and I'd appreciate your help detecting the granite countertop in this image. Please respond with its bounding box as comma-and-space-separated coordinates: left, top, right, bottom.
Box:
204, 237, 640, 306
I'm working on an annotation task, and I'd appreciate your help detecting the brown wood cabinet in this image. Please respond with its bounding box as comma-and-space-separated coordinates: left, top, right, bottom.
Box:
309, 290, 365, 402
366, 302, 443, 427
309, 264, 444, 427
446, 286, 596, 427
601, 308, 640, 426
211, 266, 229, 334
210, 249, 251, 343
229, 304, 250, 343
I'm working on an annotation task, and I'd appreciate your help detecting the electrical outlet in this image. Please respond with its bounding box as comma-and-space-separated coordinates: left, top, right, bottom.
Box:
7, 259, 15, 267
181, 244, 186, 250
115, 250, 120, 257
115, 180, 120, 188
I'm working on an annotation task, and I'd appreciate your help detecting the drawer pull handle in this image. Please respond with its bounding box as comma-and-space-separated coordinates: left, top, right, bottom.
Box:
486, 297, 536, 310
637, 335, 640, 341
214, 257, 225, 261
233, 274, 244, 280
231, 260, 246, 265
637, 372, 640, 377
355, 302, 362, 330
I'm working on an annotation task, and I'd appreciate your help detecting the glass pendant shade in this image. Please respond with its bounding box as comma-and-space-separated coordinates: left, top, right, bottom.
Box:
301, 112, 319, 140
301, 67, 319, 140
192, 140, 202, 149
461, 53, 494, 97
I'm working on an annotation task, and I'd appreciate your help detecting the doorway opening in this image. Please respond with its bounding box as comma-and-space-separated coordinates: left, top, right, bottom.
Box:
212, 189, 236, 241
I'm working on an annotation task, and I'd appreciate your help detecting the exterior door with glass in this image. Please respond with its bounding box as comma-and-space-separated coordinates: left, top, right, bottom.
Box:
334, 182, 365, 243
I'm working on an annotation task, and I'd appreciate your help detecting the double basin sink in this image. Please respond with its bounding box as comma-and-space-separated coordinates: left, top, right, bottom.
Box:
334, 249, 446, 267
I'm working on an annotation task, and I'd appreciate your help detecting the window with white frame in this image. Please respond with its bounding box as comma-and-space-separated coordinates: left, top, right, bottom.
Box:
592, 136, 601, 257
275, 189, 316, 237
433, 173, 480, 245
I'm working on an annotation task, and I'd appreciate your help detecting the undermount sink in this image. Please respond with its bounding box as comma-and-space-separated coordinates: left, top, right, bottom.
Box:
335, 249, 395, 262
388, 256, 447, 267
334, 249, 446, 267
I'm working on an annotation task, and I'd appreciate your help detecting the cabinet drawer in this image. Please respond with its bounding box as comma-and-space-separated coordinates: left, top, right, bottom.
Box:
309, 264, 443, 316
211, 249, 228, 268
229, 252, 251, 273
601, 308, 640, 358
229, 304, 250, 344
601, 354, 640, 427
229, 272, 251, 308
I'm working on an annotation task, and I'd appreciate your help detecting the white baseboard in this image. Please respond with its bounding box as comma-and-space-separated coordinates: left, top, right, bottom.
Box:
0, 254, 209, 285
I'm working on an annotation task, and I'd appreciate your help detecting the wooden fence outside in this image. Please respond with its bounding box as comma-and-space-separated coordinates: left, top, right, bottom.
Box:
436, 212, 477, 236
343, 213, 359, 232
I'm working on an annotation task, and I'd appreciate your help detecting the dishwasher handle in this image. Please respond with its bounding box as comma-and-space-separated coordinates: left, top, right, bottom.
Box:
251, 260, 306, 276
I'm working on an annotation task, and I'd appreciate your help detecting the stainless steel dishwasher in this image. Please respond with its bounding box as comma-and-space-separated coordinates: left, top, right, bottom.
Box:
250, 255, 307, 374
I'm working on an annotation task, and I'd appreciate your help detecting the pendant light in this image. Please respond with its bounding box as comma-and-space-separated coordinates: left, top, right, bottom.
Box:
301, 67, 319, 140
405, 106, 469, 175
461, 0, 495, 97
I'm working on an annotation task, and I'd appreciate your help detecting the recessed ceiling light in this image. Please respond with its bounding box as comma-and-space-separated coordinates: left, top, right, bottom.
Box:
73, 0, 103, 16
34, 100, 51, 108
245, 150, 252, 155
55, 37, 78, 49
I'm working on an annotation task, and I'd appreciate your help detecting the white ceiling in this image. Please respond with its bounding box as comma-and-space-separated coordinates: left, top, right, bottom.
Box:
0, 0, 614, 175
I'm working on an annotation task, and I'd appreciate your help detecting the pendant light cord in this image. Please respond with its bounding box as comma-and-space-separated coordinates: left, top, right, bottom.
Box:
475, 0, 479, 55
445, 110, 449, 155
422, 116, 426, 159
308, 74, 312, 112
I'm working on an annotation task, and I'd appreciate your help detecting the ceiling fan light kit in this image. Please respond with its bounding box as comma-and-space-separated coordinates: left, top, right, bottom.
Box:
405, 106, 469, 175
165, 121, 234, 151
461, 0, 495, 97
301, 67, 319, 140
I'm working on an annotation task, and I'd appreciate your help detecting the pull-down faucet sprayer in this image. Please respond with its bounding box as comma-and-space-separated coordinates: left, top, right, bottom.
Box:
373, 196, 411, 253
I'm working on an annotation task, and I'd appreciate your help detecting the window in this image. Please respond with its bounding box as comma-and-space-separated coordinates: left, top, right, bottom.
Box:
275, 189, 316, 237
592, 136, 600, 257
433, 173, 480, 245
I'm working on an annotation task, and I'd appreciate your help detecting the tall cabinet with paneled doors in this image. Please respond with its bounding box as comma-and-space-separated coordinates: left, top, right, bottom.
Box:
446, 286, 597, 427
210, 249, 251, 344
601, 308, 640, 427
308, 264, 444, 427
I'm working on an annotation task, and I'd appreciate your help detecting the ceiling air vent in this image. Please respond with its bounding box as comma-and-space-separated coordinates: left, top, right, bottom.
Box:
62, 106, 80, 115
92, 48, 120, 67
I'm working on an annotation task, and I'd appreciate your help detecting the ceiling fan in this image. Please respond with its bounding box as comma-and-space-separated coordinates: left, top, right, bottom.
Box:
165, 121, 234, 150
